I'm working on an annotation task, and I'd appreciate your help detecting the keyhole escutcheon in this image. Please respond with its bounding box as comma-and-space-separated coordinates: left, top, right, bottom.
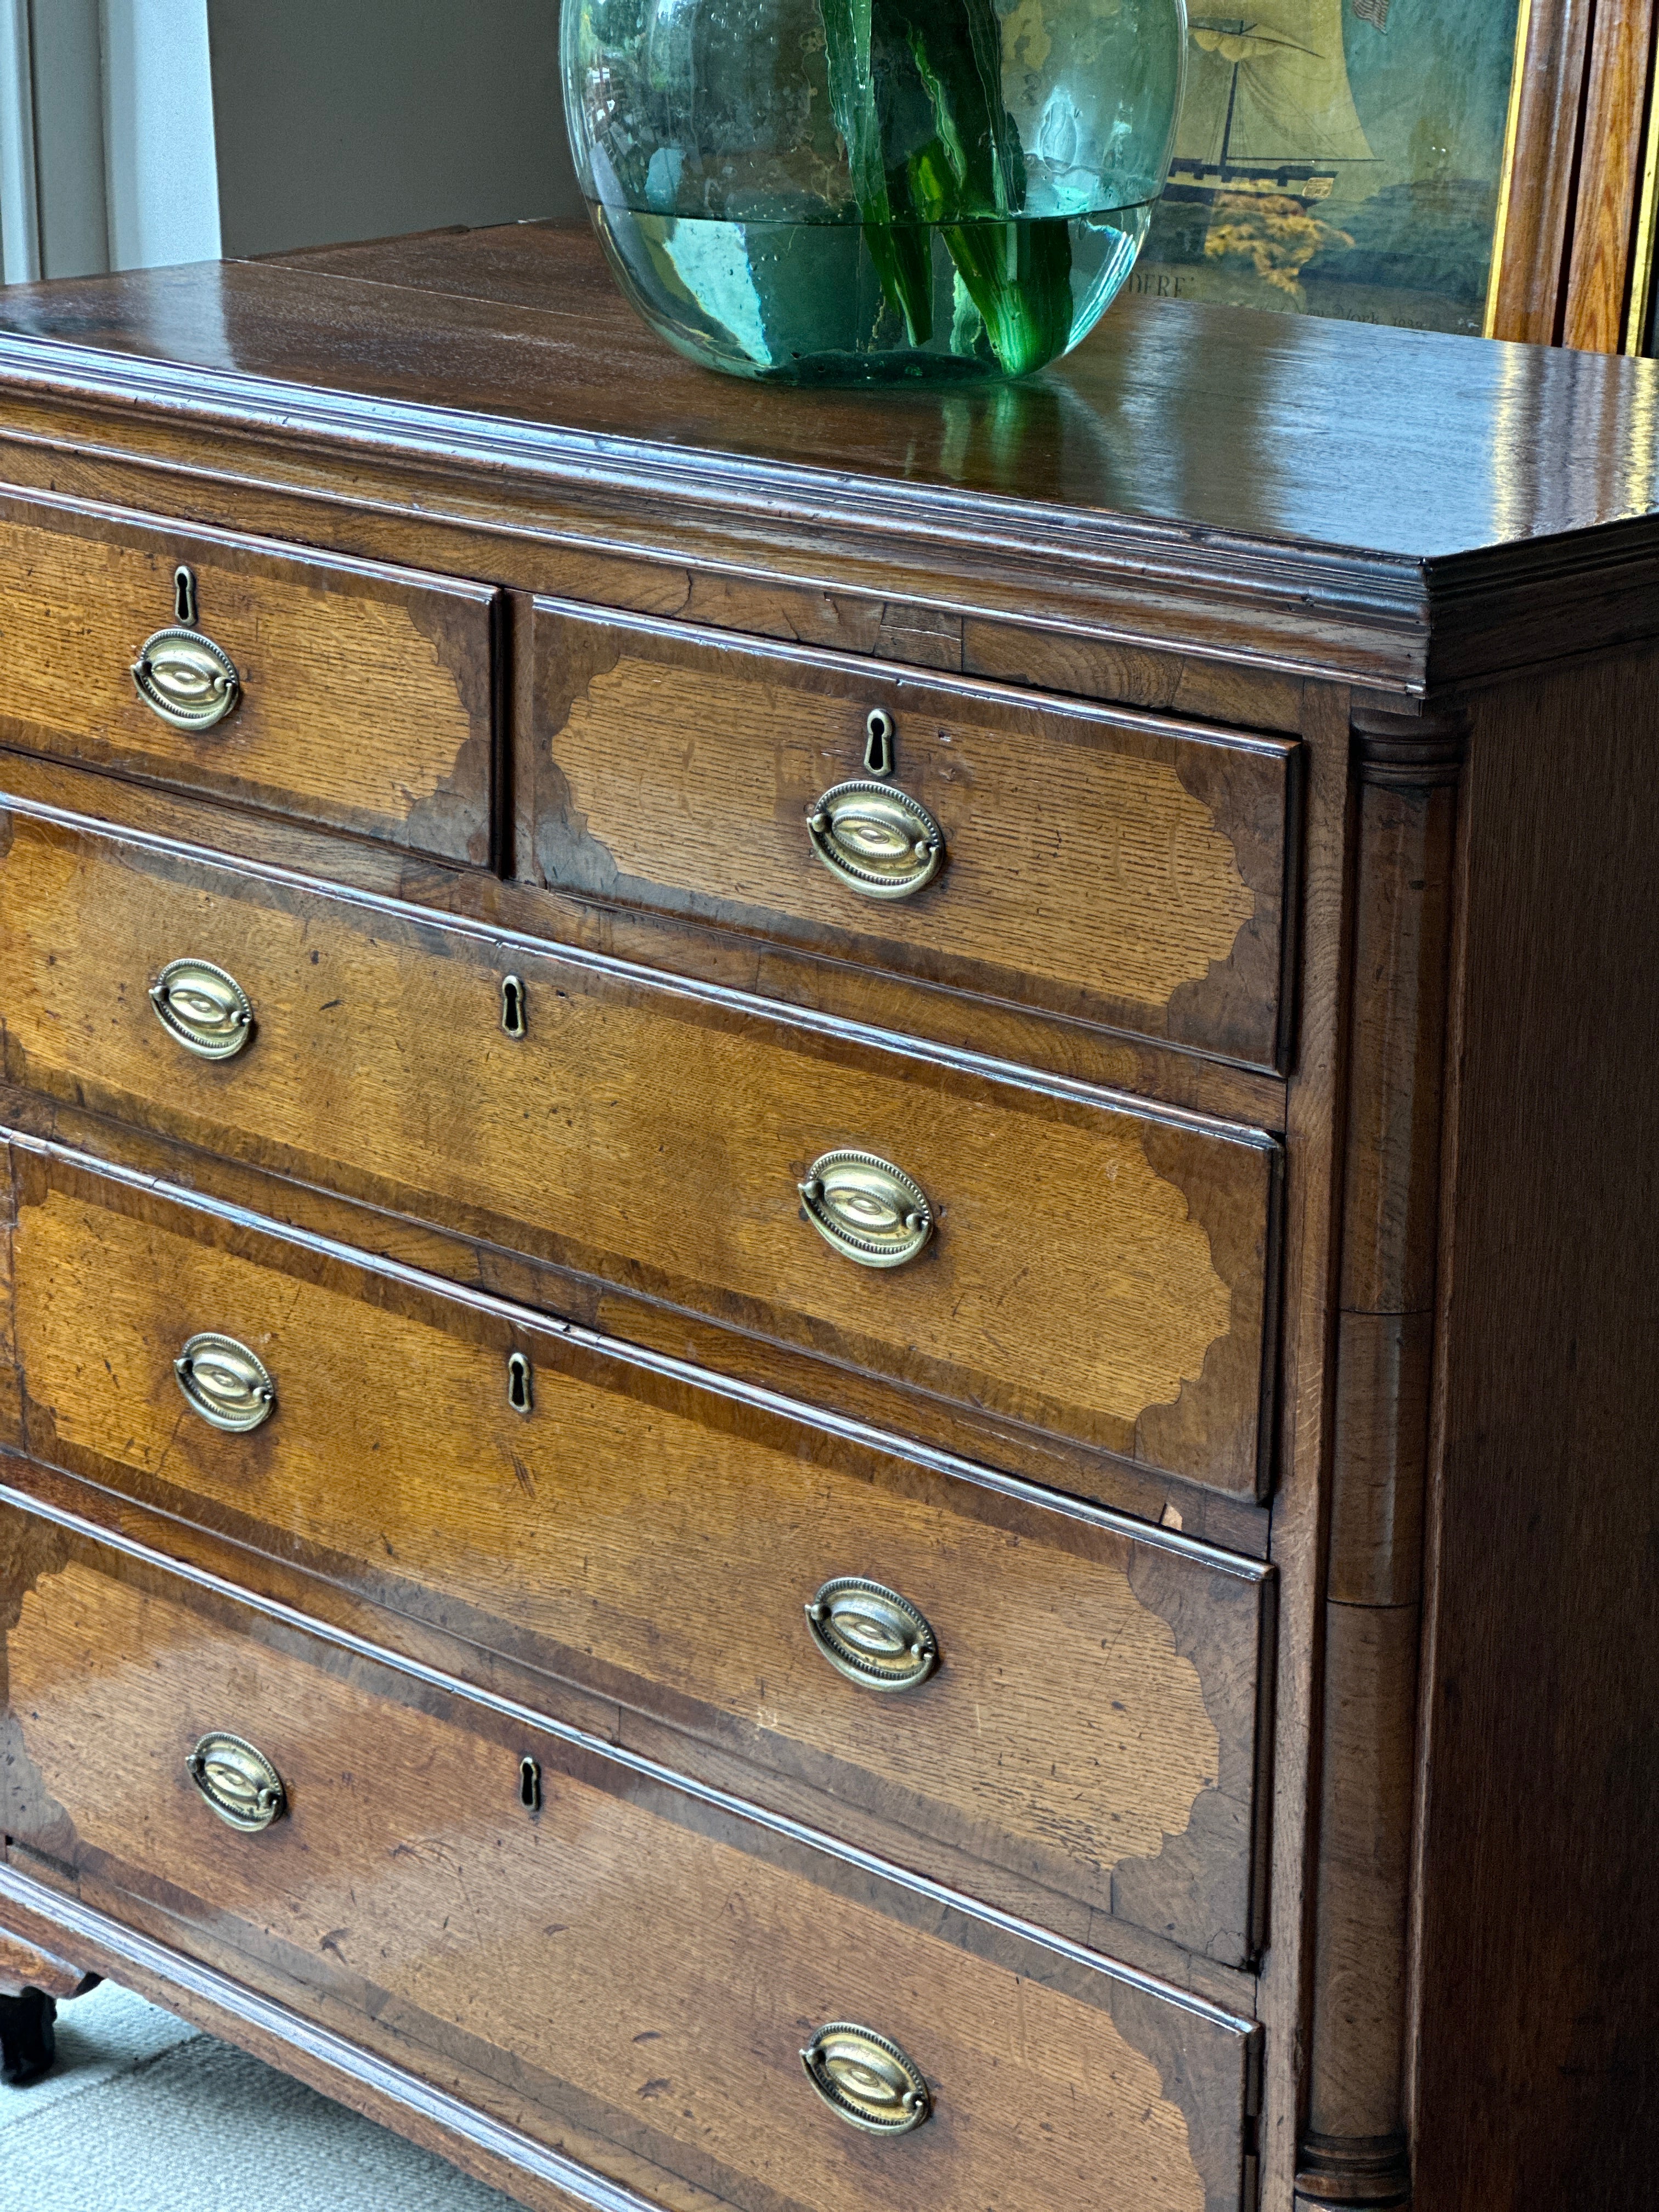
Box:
507, 1350, 533, 1415
864, 707, 895, 777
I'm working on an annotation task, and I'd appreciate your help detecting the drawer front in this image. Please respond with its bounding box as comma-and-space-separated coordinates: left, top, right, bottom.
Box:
8, 1148, 1272, 1966
534, 603, 1299, 1071
0, 1510, 1259, 2212
0, 808, 1279, 1493
0, 492, 495, 860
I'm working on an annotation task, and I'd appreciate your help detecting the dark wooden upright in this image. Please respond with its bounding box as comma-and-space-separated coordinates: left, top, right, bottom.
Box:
0, 225, 1653, 2212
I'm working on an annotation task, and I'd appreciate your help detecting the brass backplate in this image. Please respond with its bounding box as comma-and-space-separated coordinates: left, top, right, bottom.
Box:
149, 958, 255, 1061
799, 1150, 934, 1269
186, 1731, 287, 1833
131, 624, 241, 732
805, 778, 945, 901
174, 1332, 275, 1434
800, 2023, 932, 2135
805, 1577, 940, 1692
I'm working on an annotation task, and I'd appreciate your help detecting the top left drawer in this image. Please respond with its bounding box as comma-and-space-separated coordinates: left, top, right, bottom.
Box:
0, 493, 496, 862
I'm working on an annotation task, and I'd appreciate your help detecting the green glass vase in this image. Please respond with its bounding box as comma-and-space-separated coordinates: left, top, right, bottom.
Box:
563, 0, 1187, 385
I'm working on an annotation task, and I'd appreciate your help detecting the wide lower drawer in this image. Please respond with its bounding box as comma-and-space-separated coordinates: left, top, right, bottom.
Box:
0, 490, 495, 861
7, 1144, 1272, 1967
0, 804, 1280, 1494
0, 1510, 1260, 2212
534, 602, 1300, 1072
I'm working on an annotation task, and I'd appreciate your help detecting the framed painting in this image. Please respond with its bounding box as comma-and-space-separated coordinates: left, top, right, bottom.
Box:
1129, 0, 1528, 335
1127, 0, 1659, 350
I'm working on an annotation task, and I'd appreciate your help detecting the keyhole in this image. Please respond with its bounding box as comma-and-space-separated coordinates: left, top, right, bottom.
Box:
501, 974, 527, 1039
174, 565, 198, 627
864, 708, 895, 778
507, 1350, 533, 1415
518, 1757, 542, 1812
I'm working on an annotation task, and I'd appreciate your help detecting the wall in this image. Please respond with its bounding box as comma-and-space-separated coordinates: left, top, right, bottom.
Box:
207, 0, 581, 259
2, 0, 108, 281
0, 0, 217, 281
104, 0, 221, 270
1, 0, 578, 283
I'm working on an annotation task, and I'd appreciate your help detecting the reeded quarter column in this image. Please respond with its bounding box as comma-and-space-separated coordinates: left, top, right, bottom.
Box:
1295, 706, 1466, 2211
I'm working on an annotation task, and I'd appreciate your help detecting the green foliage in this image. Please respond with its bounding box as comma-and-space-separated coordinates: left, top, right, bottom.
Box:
818, 0, 1074, 371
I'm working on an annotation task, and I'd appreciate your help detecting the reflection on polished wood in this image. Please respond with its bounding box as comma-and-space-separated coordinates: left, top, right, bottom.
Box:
0, 225, 1657, 691
0, 223, 1654, 2212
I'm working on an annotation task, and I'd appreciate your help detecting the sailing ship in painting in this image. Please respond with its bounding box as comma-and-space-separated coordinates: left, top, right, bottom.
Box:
1164, 3, 1377, 207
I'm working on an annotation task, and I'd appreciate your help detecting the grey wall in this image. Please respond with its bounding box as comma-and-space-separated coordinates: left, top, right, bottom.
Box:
21, 0, 109, 277
207, 0, 582, 259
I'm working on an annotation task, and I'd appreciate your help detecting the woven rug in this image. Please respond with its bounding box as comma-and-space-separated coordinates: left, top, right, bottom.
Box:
0, 1980, 516, 2210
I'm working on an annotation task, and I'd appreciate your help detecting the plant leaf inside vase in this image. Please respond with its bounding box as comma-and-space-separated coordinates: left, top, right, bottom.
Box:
818, 0, 1075, 373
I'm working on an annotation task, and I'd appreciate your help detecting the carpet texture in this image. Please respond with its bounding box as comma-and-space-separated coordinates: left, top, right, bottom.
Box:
0, 1980, 519, 2210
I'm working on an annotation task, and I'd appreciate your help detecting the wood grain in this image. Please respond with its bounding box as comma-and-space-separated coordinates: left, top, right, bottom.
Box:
0, 1925, 95, 1999
1296, 1607, 1421, 2211
0, 428, 1304, 743
1562, 0, 1659, 350
0, 1855, 707, 2212
1487, 0, 1598, 346
534, 605, 1296, 1073
8, 1153, 1272, 1968
1295, 708, 1464, 2211
1488, 0, 1659, 353
1, 229, 1658, 691
0, 1516, 1259, 2212
0, 1077, 1272, 1558
0, 736, 1288, 1128
1409, 646, 1659, 2211
0, 1135, 19, 1457
1252, 682, 1353, 2209
3, 213, 1657, 2212
1325, 1313, 1432, 1611
958, 623, 1306, 738
0, 1440, 1263, 2013
0, 810, 1278, 1492
0, 489, 496, 861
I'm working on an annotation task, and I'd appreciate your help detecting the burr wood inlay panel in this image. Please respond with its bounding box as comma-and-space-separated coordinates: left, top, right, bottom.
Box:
7, 1155, 1272, 1966
0, 1517, 1259, 2212
535, 605, 1298, 1071
0, 810, 1279, 1492
0, 494, 496, 863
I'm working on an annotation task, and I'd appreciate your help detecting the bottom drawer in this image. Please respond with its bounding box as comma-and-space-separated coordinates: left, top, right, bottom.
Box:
0, 1509, 1257, 2212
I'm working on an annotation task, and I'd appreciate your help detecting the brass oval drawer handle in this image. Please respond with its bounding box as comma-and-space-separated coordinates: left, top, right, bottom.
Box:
806, 1578, 939, 1692
187, 1732, 286, 1833
806, 779, 945, 901
131, 625, 241, 732
174, 1332, 275, 1433
799, 1150, 934, 1270
800, 2023, 932, 2135
149, 958, 255, 1060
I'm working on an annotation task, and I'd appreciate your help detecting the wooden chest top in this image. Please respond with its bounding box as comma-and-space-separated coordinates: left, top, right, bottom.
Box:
1, 222, 1658, 693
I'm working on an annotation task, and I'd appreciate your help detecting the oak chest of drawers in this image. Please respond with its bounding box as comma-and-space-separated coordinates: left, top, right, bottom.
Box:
0, 224, 1654, 2212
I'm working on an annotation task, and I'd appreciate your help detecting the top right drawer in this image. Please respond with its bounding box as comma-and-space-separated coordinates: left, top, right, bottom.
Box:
534, 602, 1301, 1073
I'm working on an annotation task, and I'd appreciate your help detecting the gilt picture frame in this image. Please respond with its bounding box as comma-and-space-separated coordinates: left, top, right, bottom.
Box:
1128, 0, 1659, 351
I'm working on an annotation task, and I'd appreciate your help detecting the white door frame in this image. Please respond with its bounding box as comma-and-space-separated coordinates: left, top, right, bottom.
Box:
0, 0, 219, 284
0, 0, 43, 282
